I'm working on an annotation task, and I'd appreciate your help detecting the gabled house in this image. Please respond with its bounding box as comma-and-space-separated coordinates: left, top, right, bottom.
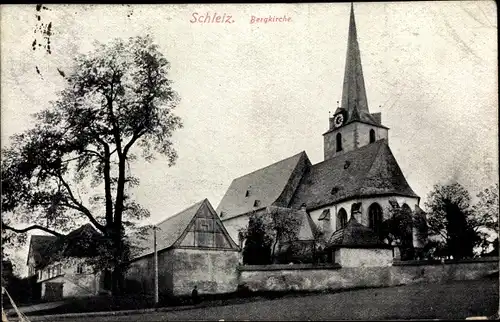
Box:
125, 198, 240, 298
26, 224, 109, 300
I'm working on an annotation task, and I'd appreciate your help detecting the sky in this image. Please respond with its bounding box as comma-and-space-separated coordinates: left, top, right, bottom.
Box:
1, 2, 498, 274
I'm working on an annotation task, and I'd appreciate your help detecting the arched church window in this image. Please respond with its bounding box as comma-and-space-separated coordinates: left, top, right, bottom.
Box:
369, 129, 376, 143
336, 208, 347, 231
368, 203, 383, 234
336, 133, 342, 152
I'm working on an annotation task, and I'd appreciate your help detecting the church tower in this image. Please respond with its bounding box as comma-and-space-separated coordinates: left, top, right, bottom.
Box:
323, 4, 389, 161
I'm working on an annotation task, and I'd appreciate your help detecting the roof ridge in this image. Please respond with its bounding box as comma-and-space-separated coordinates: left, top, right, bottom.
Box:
30, 234, 58, 238
312, 139, 384, 168
358, 139, 387, 188
353, 139, 387, 197
154, 199, 205, 226
230, 151, 307, 181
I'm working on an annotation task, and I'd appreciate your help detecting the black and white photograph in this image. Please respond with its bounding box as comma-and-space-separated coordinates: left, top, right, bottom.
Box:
1, 2, 498, 321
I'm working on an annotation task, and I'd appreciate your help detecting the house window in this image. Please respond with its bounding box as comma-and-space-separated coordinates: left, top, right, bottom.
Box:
50, 267, 56, 278
57, 264, 62, 276
38, 270, 42, 280
253, 200, 261, 207
369, 129, 376, 143
76, 264, 84, 274
369, 203, 383, 235
245, 190, 250, 197
336, 133, 343, 152
336, 208, 348, 230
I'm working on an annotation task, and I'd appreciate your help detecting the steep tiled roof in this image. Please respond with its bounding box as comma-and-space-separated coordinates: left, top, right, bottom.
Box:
27, 224, 102, 268
328, 217, 390, 248
217, 152, 310, 220
131, 199, 239, 259
27, 235, 58, 266
132, 200, 206, 259
290, 139, 418, 210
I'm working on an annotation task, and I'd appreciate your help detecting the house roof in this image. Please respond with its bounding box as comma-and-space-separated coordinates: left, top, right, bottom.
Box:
26, 235, 58, 266
290, 139, 419, 210
328, 216, 390, 248
216, 151, 310, 220
131, 199, 239, 260
27, 224, 102, 268
132, 200, 205, 259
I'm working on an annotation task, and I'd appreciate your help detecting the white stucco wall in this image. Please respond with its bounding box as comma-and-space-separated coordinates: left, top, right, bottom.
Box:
324, 122, 389, 160
40, 259, 101, 299
355, 123, 389, 148
324, 123, 357, 160
334, 248, 393, 267
309, 195, 419, 231
225, 196, 422, 249
221, 214, 250, 249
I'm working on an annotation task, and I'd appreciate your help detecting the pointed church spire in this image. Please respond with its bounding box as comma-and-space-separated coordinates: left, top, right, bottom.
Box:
341, 3, 370, 118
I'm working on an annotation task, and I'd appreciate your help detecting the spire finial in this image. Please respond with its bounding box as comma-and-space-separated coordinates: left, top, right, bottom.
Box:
341, 0, 370, 119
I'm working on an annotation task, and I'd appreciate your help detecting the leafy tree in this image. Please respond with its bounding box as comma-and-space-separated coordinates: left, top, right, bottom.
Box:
311, 225, 327, 264
1, 35, 182, 294
471, 183, 499, 255
240, 208, 303, 264
240, 214, 272, 265
424, 182, 479, 259
264, 208, 303, 263
379, 205, 415, 260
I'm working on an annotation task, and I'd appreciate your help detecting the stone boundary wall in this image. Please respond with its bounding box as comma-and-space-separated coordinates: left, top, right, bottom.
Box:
238, 257, 499, 293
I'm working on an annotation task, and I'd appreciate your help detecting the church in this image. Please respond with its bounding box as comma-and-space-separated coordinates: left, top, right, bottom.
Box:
24, 4, 430, 301
216, 4, 427, 261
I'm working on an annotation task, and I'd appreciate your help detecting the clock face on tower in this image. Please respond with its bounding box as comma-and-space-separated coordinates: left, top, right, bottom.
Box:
333, 113, 344, 128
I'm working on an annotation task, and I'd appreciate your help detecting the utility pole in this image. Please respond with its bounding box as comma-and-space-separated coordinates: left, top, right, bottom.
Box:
154, 225, 159, 306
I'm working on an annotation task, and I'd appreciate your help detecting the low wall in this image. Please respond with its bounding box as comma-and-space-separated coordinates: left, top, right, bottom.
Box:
41, 273, 100, 299
238, 257, 499, 293
125, 248, 240, 298
171, 248, 240, 296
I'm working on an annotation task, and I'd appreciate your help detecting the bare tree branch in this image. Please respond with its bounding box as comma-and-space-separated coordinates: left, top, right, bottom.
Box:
57, 172, 105, 232
3, 223, 63, 237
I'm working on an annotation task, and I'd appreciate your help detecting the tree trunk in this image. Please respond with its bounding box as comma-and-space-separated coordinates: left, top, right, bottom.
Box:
272, 237, 279, 264
109, 226, 124, 296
